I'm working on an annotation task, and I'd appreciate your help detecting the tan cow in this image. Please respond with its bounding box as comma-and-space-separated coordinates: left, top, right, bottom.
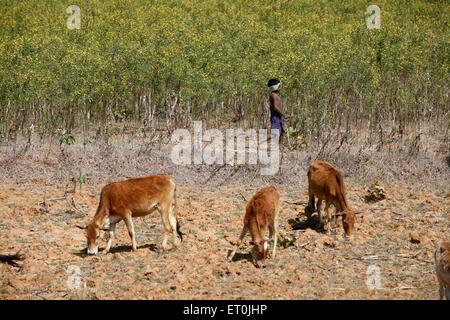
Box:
84, 175, 182, 255
435, 241, 450, 300
228, 186, 280, 267
307, 160, 356, 236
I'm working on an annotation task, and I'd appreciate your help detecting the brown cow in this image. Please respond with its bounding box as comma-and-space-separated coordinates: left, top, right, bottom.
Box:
435, 241, 450, 300
84, 175, 182, 255
307, 160, 356, 236
228, 186, 280, 267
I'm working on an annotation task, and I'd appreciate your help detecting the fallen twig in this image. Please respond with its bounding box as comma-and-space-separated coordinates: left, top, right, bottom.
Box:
0, 251, 25, 268
67, 198, 87, 215
393, 285, 419, 290
284, 200, 307, 206
42, 196, 66, 203
296, 241, 311, 249
238, 192, 247, 202
347, 251, 424, 262
360, 255, 389, 261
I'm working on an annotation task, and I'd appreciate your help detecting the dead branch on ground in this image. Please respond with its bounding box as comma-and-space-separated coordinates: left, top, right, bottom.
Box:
0, 251, 25, 268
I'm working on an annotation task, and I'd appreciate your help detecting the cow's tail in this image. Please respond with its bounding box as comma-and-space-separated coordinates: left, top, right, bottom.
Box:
173, 185, 184, 241
335, 171, 349, 211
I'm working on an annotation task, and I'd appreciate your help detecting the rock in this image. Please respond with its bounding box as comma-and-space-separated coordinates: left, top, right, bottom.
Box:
303, 228, 317, 237
196, 231, 211, 242
113, 253, 124, 260
317, 236, 336, 248
323, 239, 336, 248
86, 279, 96, 288
278, 230, 296, 248
410, 232, 421, 244
365, 182, 386, 203
409, 231, 433, 245
144, 265, 157, 278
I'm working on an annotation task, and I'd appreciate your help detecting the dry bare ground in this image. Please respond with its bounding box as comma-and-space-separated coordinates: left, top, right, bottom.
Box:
0, 132, 449, 300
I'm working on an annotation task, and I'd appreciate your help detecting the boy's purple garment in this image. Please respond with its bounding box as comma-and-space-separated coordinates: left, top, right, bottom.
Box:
270, 112, 284, 134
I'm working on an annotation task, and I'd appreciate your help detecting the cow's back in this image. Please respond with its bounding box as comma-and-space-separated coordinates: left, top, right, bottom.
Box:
244, 186, 280, 244
308, 161, 342, 197
246, 186, 280, 224
102, 175, 175, 215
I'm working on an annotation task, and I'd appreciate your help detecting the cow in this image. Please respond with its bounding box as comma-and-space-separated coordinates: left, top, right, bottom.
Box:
228, 186, 280, 267
307, 160, 356, 237
435, 241, 450, 300
83, 175, 182, 255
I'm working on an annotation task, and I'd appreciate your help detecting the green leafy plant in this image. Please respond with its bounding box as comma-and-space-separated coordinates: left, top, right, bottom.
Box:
74, 171, 86, 191
0, 0, 447, 141
59, 133, 75, 147
83, 136, 92, 146
287, 127, 297, 138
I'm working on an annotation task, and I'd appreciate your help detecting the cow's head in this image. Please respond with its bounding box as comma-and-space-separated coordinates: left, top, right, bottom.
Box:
256, 239, 270, 260
86, 223, 100, 255
262, 239, 270, 260
251, 239, 271, 262
337, 210, 356, 237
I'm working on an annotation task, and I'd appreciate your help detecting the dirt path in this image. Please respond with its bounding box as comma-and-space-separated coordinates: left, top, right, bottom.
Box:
0, 180, 448, 300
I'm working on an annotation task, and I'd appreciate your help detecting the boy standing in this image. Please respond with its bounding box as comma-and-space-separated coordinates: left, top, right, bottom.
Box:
268, 78, 288, 143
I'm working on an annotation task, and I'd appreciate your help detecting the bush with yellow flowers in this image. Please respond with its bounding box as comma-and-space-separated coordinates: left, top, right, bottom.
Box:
0, 0, 447, 139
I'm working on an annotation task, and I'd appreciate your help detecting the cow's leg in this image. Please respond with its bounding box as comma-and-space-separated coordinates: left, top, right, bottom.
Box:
167, 201, 181, 248
158, 204, 173, 251
307, 185, 315, 217
228, 226, 247, 261
104, 216, 122, 254
438, 279, 444, 300
268, 224, 274, 254
104, 221, 117, 254
269, 219, 279, 259
332, 204, 338, 229
325, 200, 332, 234
124, 214, 137, 251
316, 199, 323, 224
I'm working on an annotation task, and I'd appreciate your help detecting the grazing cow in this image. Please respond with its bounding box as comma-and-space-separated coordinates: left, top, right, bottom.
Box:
228, 186, 280, 267
307, 160, 356, 236
84, 175, 182, 255
435, 242, 450, 300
